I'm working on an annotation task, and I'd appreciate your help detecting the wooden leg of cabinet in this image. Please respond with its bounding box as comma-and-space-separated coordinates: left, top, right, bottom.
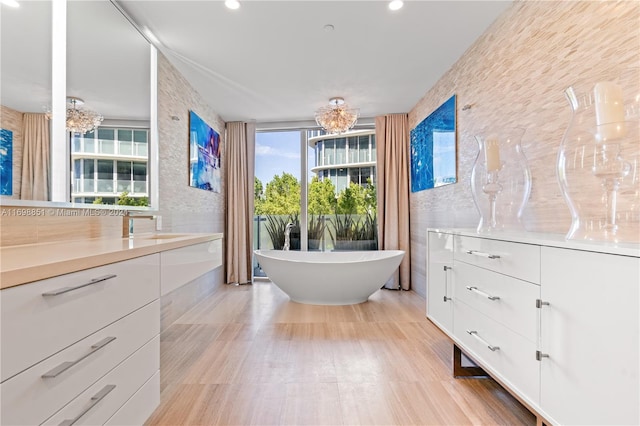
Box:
453, 344, 488, 378
452, 345, 553, 425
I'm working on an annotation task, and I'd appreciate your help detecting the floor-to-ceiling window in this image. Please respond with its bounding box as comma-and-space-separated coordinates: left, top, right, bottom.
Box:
253, 130, 302, 277
253, 127, 377, 278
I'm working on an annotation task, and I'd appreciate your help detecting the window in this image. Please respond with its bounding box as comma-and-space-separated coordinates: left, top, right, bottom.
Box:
335, 138, 346, 164
84, 130, 96, 153
118, 129, 133, 156
96, 160, 114, 192
70, 125, 149, 203
133, 162, 147, 193
358, 135, 369, 162
323, 139, 334, 165
82, 159, 95, 192
253, 128, 377, 277
134, 130, 148, 157
98, 128, 115, 154
117, 161, 132, 192
348, 137, 358, 163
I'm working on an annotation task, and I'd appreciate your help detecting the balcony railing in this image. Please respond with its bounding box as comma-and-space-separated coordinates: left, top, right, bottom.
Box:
72, 139, 148, 158
73, 178, 148, 195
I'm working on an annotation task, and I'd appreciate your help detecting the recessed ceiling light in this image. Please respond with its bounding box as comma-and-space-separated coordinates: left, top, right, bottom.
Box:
323, 24, 335, 32
1, 0, 20, 8
225, 0, 240, 10
388, 0, 403, 11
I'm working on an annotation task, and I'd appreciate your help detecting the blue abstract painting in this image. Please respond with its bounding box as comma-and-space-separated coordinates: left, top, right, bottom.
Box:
410, 95, 457, 192
0, 129, 13, 196
189, 110, 221, 193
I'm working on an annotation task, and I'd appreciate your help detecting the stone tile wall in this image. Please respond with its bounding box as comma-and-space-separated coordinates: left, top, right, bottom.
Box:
409, 1, 640, 297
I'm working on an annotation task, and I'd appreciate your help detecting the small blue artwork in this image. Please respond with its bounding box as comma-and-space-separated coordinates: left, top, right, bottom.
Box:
410, 95, 457, 192
0, 129, 13, 196
189, 110, 221, 193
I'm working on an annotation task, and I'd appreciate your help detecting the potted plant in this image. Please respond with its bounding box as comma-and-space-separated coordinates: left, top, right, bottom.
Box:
308, 214, 326, 251
329, 211, 378, 251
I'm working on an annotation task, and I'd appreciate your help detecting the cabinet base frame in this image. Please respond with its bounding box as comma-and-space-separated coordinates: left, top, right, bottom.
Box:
453, 344, 488, 377
452, 344, 552, 426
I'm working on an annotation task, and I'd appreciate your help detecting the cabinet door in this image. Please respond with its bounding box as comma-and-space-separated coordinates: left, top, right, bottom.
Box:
541, 247, 639, 426
427, 231, 454, 336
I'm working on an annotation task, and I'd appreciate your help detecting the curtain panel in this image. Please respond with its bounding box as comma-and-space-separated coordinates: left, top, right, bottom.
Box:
20, 113, 50, 200
225, 121, 256, 285
375, 114, 411, 290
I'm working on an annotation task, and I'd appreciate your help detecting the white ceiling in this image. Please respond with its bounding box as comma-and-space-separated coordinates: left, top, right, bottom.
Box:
1, 1, 511, 125
119, 0, 511, 124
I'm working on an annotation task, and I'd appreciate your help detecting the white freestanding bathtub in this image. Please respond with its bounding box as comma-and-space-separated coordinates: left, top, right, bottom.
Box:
253, 249, 405, 305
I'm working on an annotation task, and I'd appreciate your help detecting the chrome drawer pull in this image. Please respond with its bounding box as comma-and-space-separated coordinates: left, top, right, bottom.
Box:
536, 350, 549, 361
466, 330, 500, 351
42, 274, 117, 297
465, 250, 501, 259
466, 286, 500, 301
443, 265, 452, 302
58, 384, 116, 426
42, 337, 116, 378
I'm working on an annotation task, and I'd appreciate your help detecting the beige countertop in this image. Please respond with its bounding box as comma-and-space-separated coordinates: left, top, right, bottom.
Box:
0, 233, 224, 290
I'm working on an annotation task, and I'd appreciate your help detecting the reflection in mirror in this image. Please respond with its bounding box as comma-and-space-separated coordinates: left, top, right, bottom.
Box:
0, 0, 154, 209
0, 1, 52, 201
67, 1, 151, 206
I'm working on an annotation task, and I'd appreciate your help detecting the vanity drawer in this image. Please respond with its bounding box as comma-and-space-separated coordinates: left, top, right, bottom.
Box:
42, 336, 159, 426
454, 300, 539, 405
454, 260, 539, 342
1, 254, 160, 382
454, 235, 540, 284
0, 301, 159, 426
105, 371, 160, 426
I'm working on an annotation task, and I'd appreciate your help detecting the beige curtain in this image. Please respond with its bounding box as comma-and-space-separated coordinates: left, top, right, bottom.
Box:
375, 114, 411, 290
225, 121, 256, 285
20, 113, 50, 200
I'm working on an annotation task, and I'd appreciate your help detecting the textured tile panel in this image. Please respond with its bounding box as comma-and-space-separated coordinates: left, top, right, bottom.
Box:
408, 1, 640, 294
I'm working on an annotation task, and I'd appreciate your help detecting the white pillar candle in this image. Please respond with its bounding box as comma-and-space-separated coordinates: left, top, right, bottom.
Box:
594, 81, 627, 140
485, 135, 501, 172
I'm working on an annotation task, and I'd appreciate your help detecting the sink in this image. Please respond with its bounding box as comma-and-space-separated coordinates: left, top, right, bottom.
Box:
145, 234, 189, 240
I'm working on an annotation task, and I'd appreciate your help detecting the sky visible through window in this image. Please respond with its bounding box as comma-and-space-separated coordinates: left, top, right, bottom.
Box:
255, 131, 315, 185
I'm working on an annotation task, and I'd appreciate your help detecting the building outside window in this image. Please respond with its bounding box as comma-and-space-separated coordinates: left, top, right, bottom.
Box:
308, 129, 376, 193
71, 126, 149, 205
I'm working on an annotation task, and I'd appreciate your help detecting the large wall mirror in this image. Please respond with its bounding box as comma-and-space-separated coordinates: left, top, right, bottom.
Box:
0, 0, 157, 209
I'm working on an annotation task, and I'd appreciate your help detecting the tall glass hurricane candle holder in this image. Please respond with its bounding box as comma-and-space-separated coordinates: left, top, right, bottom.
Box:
558, 67, 640, 243
471, 129, 531, 233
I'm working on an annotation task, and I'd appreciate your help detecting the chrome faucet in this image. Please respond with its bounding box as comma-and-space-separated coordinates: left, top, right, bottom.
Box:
283, 222, 294, 250
122, 212, 156, 238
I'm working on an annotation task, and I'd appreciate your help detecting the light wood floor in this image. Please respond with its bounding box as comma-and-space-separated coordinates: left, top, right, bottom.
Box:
146, 281, 535, 426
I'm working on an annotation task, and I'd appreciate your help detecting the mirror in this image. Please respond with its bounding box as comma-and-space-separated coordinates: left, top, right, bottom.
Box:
67, 0, 152, 207
0, 0, 156, 209
0, 1, 52, 201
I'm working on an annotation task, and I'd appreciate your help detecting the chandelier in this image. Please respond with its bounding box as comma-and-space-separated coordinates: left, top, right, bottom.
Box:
65, 97, 103, 134
315, 97, 359, 134
46, 97, 104, 134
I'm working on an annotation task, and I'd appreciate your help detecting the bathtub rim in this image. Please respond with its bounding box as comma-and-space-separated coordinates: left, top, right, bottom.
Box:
253, 249, 405, 264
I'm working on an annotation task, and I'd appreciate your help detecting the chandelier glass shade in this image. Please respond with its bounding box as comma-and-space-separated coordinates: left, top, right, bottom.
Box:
315, 97, 359, 134
65, 97, 103, 134
46, 97, 104, 134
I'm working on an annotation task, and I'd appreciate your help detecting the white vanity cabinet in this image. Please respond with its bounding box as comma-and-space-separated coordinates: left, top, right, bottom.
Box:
426, 231, 454, 336
0, 254, 161, 426
160, 238, 223, 296
426, 229, 640, 426
540, 247, 640, 425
